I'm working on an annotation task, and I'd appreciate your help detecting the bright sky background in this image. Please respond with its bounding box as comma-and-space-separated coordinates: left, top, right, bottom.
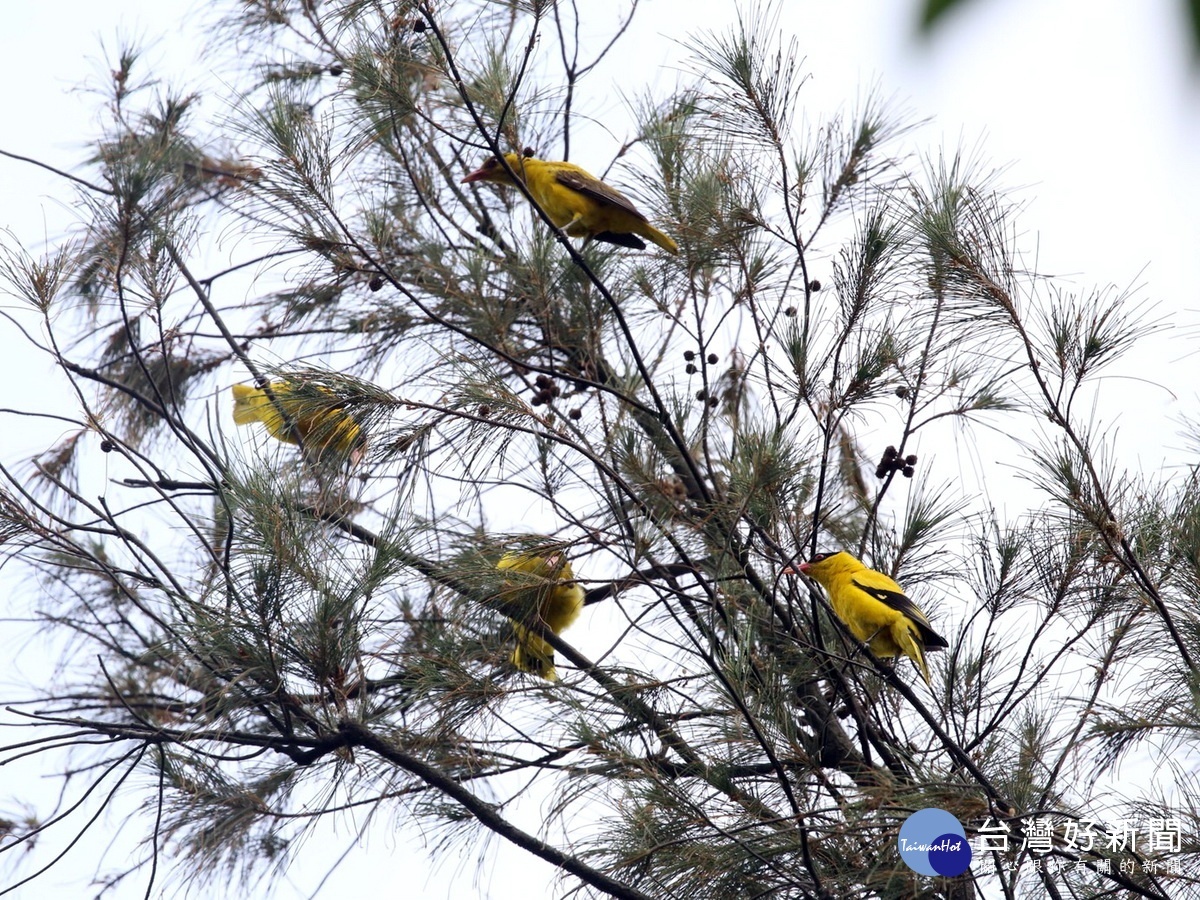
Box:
1, 0, 1197, 897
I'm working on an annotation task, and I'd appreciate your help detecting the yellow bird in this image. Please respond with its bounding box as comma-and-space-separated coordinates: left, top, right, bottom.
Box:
231, 382, 364, 460
462, 152, 679, 254
784, 550, 948, 684
495, 549, 585, 681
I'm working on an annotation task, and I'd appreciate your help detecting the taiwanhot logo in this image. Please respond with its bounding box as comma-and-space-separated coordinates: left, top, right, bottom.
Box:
897, 808, 973, 877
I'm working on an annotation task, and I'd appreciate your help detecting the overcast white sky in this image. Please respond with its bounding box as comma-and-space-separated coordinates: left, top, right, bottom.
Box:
1, 0, 1198, 896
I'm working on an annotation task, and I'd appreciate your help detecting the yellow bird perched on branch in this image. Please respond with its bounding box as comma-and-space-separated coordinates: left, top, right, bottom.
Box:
231, 382, 364, 461
495, 549, 585, 681
783, 550, 948, 684
462, 152, 679, 254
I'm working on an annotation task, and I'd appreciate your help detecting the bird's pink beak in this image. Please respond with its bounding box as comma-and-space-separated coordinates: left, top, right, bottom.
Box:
461, 166, 489, 184
781, 561, 811, 576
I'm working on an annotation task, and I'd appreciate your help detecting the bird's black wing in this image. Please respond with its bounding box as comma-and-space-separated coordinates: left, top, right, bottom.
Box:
555, 169, 648, 221
851, 577, 949, 650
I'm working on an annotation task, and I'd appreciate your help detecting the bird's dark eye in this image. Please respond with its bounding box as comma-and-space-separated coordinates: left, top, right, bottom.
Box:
812, 552, 830, 562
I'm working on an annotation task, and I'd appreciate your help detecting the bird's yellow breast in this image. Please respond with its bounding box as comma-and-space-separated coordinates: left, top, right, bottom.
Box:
826, 577, 910, 656
496, 551, 585, 631
518, 161, 612, 235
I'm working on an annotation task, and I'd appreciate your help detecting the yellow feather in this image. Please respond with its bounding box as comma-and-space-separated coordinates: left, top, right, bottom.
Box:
788, 550, 948, 685
495, 549, 585, 681
462, 153, 679, 254
230, 382, 363, 459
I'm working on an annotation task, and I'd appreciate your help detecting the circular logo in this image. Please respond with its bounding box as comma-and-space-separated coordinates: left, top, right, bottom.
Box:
898, 808, 972, 876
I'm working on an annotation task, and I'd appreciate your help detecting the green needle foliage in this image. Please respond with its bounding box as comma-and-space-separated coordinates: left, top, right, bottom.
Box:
0, 1, 1197, 898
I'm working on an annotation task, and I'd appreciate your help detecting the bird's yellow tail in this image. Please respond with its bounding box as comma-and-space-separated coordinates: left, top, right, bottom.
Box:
231, 383, 269, 425
638, 223, 679, 255
894, 622, 931, 685
511, 623, 557, 681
